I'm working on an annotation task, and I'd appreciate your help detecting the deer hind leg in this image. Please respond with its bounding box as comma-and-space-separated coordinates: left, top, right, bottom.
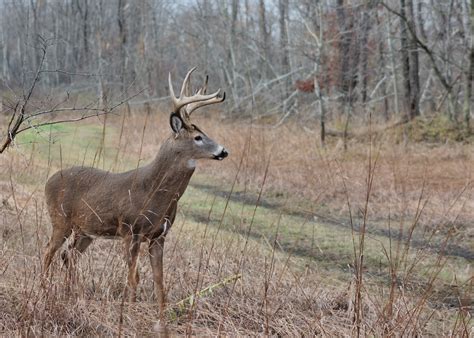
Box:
124, 234, 141, 302
43, 219, 72, 273
61, 232, 93, 268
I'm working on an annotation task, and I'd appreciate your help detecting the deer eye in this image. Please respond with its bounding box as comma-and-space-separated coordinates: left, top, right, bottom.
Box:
194, 135, 202, 141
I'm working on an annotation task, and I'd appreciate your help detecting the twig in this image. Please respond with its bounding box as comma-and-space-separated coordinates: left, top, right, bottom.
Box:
0, 41, 47, 153
169, 274, 242, 318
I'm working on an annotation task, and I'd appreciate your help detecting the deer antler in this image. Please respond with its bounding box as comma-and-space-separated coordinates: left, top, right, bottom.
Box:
168, 68, 222, 120
184, 75, 226, 118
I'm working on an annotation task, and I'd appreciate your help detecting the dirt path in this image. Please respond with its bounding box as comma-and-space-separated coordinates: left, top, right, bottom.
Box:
191, 182, 474, 261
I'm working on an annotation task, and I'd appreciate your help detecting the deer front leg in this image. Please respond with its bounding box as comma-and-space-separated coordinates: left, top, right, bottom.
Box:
149, 236, 166, 316
124, 234, 141, 302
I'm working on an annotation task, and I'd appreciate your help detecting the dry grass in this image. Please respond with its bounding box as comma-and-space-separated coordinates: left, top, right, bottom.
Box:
0, 107, 472, 336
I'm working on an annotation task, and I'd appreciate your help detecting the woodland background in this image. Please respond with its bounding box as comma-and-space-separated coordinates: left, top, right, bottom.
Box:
0, 0, 473, 143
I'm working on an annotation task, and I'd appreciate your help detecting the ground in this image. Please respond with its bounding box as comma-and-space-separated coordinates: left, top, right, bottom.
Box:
0, 109, 472, 335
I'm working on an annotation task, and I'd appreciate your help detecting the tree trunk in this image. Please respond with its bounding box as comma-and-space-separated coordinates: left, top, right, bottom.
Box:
229, 0, 239, 108
83, 0, 89, 64
118, 0, 127, 91
314, 3, 327, 145
336, 0, 359, 149
359, 1, 373, 104
258, 0, 271, 79
30, 0, 40, 72
407, 0, 420, 120
386, 12, 400, 118
400, 0, 412, 121
279, 0, 290, 98
464, 0, 473, 131
376, 9, 389, 121
336, 0, 359, 107
1, 23, 9, 82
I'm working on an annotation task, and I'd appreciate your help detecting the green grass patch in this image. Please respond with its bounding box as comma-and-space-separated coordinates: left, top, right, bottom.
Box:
178, 182, 471, 289
395, 115, 473, 143
15, 121, 134, 172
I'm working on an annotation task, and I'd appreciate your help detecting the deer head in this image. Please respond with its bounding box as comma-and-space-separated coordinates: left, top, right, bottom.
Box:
168, 67, 228, 162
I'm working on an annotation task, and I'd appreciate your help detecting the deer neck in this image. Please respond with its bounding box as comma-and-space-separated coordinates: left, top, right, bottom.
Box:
145, 138, 195, 199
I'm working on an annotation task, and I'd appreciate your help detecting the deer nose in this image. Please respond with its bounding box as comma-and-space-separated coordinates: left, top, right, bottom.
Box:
214, 148, 228, 160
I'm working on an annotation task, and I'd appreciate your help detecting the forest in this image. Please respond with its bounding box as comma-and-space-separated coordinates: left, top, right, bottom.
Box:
0, 0, 473, 336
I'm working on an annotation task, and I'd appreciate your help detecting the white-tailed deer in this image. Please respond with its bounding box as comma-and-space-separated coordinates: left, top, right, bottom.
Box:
43, 67, 228, 324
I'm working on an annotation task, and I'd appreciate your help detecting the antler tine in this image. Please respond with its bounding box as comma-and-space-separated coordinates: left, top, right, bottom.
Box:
185, 77, 192, 96
169, 68, 223, 116
175, 89, 221, 114
185, 91, 226, 117
194, 76, 208, 95
179, 67, 196, 98
168, 72, 177, 104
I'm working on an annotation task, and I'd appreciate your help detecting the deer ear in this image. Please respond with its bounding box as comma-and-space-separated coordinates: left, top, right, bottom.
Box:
170, 113, 184, 134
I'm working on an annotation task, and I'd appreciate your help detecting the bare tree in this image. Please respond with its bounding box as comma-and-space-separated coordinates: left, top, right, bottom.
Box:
279, 0, 290, 97
0, 39, 139, 154
462, 0, 473, 131
0, 0, 471, 137
258, 0, 272, 79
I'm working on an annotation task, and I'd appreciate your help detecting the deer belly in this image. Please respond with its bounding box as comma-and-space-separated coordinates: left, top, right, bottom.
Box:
80, 220, 121, 238
72, 206, 121, 237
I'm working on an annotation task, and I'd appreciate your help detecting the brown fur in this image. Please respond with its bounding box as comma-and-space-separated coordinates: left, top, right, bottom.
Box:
43, 117, 227, 329
43, 69, 227, 329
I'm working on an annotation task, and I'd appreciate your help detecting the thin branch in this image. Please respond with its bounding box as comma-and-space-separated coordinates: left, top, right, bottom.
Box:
381, 2, 453, 92
17, 111, 114, 134
0, 38, 47, 153
17, 89, 146, 134
39, 69, 104, 77
239, 67, 304, 101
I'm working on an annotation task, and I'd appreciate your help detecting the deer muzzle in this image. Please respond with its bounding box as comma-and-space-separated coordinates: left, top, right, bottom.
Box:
213, 147, 228, 160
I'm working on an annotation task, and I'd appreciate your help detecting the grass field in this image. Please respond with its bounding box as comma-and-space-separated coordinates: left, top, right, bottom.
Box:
0, 108, 472, 335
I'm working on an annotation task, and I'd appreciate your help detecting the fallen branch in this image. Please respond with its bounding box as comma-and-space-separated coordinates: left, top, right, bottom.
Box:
168, 273, 242, 319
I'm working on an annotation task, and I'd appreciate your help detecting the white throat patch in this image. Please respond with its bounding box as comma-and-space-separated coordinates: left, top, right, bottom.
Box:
187, 159, 196, 169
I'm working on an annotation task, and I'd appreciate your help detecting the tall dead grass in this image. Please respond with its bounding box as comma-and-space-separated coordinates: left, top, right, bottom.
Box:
0, 107, 472, 336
